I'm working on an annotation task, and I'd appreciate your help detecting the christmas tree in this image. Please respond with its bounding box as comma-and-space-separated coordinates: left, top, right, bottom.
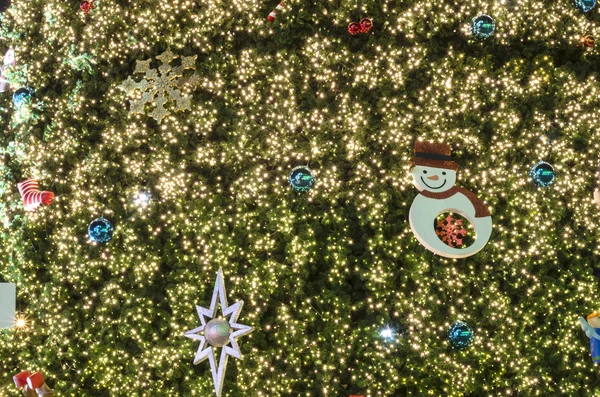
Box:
1, 0, 600, 395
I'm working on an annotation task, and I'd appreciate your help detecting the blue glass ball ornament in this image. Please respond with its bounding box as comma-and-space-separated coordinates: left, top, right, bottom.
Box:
575, 0, 596, 12
471, 15, 495, 39
529, 161, 555, 188
448, 321, 474, 350
289, 166, 315, 192
12, 87, 34, 107
88, 217, 114, 244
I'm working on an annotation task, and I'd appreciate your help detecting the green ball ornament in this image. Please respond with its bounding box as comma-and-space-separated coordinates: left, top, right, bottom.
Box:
205, 318, 231, 347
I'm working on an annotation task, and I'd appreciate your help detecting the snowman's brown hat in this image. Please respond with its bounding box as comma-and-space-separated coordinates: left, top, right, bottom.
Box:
411, 140, 459, 171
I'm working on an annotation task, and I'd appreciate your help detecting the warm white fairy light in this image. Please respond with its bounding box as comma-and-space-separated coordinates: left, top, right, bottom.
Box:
133, 191, 151, 207
0, 0, 597, 396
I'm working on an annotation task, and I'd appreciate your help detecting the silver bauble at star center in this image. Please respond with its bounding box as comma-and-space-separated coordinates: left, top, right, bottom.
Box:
205, 318, 231, 347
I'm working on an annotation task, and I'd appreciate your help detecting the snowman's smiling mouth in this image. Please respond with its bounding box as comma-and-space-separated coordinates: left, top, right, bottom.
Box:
421, 177, 447, 190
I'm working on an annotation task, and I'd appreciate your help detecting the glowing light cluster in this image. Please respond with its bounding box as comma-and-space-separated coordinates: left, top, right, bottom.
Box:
0, 0, 598, 395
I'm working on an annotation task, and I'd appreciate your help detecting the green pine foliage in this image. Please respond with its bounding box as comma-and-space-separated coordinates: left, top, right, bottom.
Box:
0, 0, 600, 395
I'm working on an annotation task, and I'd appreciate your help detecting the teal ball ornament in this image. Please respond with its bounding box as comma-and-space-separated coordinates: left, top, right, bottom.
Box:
88, 217, 114, 244
13, 87, 34, 108
205, 318, 231, 347
471, 15, 495, 39
529, 161, 555, 188
289, 166, 315, 192
575, 0, 596, 12
448, 321, 474, 350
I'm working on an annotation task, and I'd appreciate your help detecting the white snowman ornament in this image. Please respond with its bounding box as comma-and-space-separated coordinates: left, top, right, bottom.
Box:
409, 140, 492, 259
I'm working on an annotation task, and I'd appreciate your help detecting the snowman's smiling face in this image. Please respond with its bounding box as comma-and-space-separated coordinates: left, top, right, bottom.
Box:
411, 165, 456, 193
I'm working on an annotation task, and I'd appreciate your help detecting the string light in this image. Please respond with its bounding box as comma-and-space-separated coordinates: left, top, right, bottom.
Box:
14, 317, 26, 328
0, 0, 597, 395
133, 191, 151, 207
379, 327, 394, 340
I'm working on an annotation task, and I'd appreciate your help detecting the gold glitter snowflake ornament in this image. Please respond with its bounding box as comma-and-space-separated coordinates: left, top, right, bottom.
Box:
118, 51, 197, 123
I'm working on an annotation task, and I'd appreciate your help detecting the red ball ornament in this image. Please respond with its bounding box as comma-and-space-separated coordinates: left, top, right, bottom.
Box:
80, 0, 94, 14
348, 22, 361, 35
359, 18, 373, 33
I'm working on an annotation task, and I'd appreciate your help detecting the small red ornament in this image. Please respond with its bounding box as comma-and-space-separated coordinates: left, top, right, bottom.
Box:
359, 18, 373, 33
348, 22, 361, 35
80, 0, 94, 14
435, 214, 468, 248
348, 18, 373, 35
581, 35, 595, 48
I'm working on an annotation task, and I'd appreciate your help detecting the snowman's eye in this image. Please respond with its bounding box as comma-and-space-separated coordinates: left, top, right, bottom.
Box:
442, 172, 447, 175
423, 170, 428, 174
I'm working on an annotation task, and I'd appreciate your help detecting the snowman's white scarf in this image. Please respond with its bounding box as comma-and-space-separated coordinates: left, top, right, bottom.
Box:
419, 186, 491, 218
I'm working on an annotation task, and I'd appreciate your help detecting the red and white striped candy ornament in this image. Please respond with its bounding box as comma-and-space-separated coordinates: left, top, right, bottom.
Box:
17, 179, 54, 212
268, 2, 283, 22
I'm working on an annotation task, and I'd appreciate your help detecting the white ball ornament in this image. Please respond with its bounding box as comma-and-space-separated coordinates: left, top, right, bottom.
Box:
205, 318, 231, 347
